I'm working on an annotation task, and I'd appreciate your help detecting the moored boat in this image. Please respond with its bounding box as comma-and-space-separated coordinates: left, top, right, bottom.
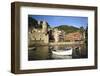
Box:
52, 48, 72, 56
28, 47, 36, 50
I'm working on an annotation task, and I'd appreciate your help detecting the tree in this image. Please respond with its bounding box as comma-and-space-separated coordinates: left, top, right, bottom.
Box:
80, 26, 84, 33
80, 26, 85, 40
85, 26, 88, 46
28, 16, 38, 29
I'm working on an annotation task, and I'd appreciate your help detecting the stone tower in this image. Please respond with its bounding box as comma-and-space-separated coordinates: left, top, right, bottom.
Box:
42, 21, 49, 44
54, 28, 59, 42
42, 21, 47, 33
38, 21, 41, 25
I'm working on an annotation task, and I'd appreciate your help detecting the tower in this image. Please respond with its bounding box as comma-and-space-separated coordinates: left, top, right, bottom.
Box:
42, 21, 49, 43
38, 21, 41, 25
54, 28, 59, 42
42, 21, 47, 33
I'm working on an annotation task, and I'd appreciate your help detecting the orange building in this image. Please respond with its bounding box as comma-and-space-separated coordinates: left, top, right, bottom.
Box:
65, 32, 83, 42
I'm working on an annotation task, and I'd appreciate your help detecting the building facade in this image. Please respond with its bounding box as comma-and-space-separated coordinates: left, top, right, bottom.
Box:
64, 32, 84, 42
28, 20, 85, 46
28, 21, 49, 45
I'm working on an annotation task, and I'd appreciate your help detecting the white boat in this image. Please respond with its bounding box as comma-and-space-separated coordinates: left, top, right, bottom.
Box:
28, 47, 36, 50
52, 48, 72, 56
52, 54, 72, 59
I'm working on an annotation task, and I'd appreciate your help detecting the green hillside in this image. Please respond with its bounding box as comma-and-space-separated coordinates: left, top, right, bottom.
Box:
28, 16, 85, 34
55, 25, 80, 34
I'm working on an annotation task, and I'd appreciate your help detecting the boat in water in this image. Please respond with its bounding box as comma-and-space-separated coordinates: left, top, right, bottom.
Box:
28, 47, 36, 51
52, 54, 72, 59
52, 48, 72, 56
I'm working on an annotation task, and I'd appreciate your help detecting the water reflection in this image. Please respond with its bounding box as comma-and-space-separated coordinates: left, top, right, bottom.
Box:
28, 44, 88, 61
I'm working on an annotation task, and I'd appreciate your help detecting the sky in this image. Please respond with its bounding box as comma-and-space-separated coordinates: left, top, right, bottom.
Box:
31, 15, 88, 28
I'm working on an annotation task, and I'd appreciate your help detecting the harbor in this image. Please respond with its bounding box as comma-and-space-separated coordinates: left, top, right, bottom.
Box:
28, 44, 88, 60
28, 15, 88, 61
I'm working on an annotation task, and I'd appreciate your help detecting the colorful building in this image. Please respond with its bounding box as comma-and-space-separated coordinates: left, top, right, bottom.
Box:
64, 32, 84, 42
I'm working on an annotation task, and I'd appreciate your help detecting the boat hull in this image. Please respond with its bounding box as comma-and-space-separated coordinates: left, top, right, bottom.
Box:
52, 49, 72, 56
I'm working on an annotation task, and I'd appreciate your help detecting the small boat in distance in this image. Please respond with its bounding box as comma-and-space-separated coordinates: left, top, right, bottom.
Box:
28, 47, 36, 50
52, 48, 72, 56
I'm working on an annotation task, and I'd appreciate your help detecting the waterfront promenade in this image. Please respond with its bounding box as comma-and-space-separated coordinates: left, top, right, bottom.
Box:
29, 40, 84, 47
49, 41, 84, 45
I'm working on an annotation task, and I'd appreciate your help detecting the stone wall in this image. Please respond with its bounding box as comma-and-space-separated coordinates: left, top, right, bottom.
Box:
28, 21, 49, 46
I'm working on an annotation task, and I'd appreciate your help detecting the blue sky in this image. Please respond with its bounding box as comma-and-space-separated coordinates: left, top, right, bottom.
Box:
31, 15, 88, 28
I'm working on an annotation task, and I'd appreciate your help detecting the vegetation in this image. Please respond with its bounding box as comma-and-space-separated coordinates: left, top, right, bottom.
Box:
55, 25, 80, 34
85, 26, 88, 45
28, 16, 38, 28
28, 16, 87, 38
28, 16, 50, 29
